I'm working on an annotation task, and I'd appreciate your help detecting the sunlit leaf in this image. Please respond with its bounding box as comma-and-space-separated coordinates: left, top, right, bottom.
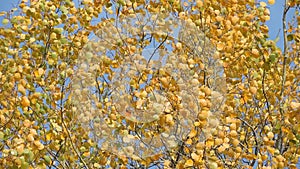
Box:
2, 18, 9, 25
268, 0, 275, 5
184, 159, 194, 167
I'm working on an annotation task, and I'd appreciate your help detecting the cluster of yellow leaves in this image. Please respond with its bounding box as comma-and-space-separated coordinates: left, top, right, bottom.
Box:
0, 0, 299, 168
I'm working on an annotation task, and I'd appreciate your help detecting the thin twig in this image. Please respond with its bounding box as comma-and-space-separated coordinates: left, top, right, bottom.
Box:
146, 34, 169, 68
277, 0, 290, 153
236, 117, 259, 167
60, 74, 89, 169
279, 0, 290, 114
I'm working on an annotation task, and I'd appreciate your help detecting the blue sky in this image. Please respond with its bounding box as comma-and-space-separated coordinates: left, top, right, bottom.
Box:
262, 0, 296, 49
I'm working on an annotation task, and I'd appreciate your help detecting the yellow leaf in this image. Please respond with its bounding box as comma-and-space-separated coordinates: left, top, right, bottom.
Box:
196, 0, 203, 7
14, 138, 24, 145
268, 0, 275, 5
94, 163, 101, 168
164, 160, 171, 167
223, 143, 230, 149
50, 32, 57, 40
196, 142, 205, 149
229, 123, 237, 130
191, 152, 200, 161
232, 139, 239, 147
215, 138, 223, 145
216, 16, 223, 22
23, 119, 31, 128
236, 147, 242, 153
267, 132, 274, 139
30, 129, 37, 135
208, 160, 218, 169
18, 84, 26, 95
123, 135, 135, 143
176, 42, 182, 49
52, 122, 62, 132
250, 86, 257, 94
123, 146, 134, 155
229, 130, 238, 137
29, 37, 35, 43
217, 145, 226, 152
199, 99, 207, 107
160, 77, 169, 87
21, 96, 30, 107
34, 140, 44, 150
231, 16, 239, 25
14, 72, 21, 80
38, 68, 45, 76
194, 121, 200, 127
260, 1, 267, 7
16, 144, 25, 154
48, 58, 55, 65
199, 110, 209, 120
217, 43, 225, 51
0, 11, 6, 16
267, 146, 275, 155
136, 99, 144, 109
206, 138, 214, 147
140, 90, 147, 98
184, 159, 194, 167
46, 133, 52, 140
188, 129, 197, 138
83, 151, 90, 157
165, 114, 173, 124
252, 48, 260, 57
291, 102, 300, 110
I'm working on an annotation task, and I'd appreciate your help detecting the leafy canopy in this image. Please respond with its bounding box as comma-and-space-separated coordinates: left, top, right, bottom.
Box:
0, 0, 299, 168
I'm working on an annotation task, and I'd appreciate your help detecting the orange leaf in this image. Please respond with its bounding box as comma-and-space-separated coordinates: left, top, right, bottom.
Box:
21, 96, 30, 107
231, 16, 239, 25
184, 159, 194, 168
268, 0, 275, 5
217, 43, 225, 51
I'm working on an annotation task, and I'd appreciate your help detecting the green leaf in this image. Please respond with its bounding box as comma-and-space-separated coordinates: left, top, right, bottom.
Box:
269, 53, 277, 63
11, 17, 18, 24
60, 6, 68, 14
54, 28, 63, 34
28, 151, 34, 161
290, 139, 298, 144
21, 162, 29, 169
117, 0, 126, 6
0, 131, 4, 140
44, 155, 51, 164
2, 18, 9, 25
60, 38, 68, 44
80, 146, 86, 152
274, 123, 281, 131
11, 149, 18, 156
287, 34, 294, 41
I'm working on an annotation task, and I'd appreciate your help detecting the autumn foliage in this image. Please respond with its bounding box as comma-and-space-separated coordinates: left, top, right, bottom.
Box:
0, 0, 299, 168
